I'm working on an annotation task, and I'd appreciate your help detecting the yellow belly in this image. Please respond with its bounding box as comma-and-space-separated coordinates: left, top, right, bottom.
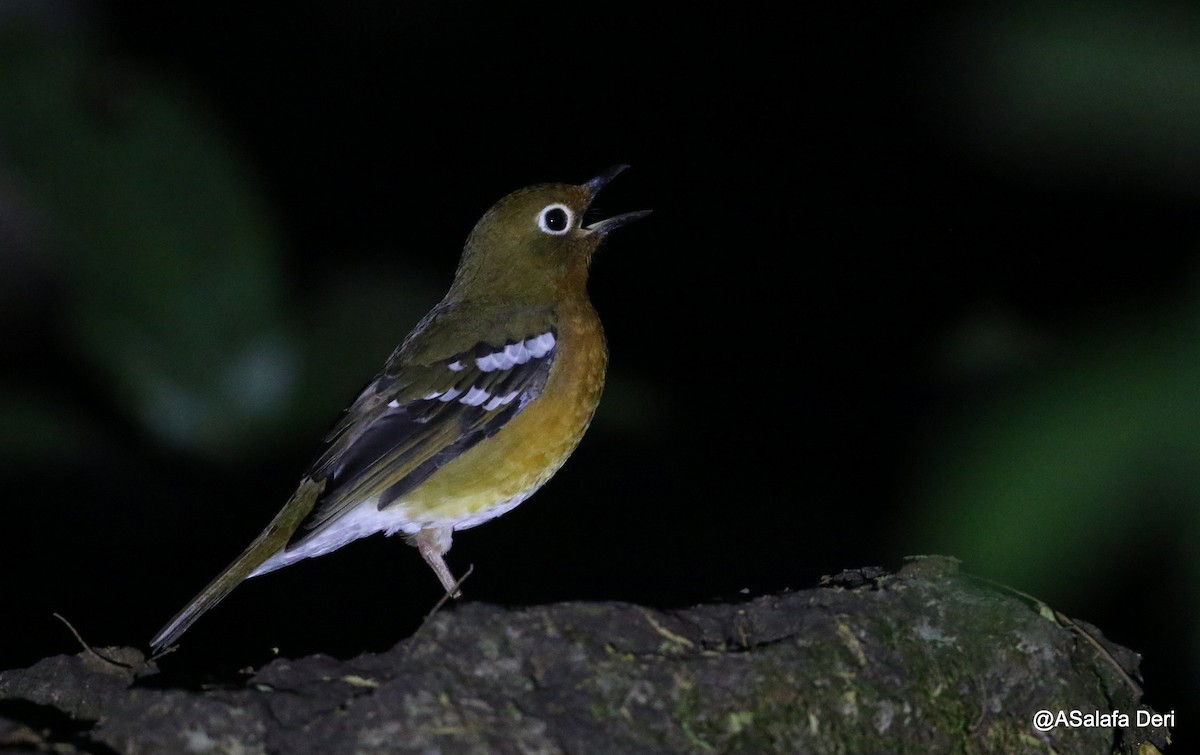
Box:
397, 299, 607, 525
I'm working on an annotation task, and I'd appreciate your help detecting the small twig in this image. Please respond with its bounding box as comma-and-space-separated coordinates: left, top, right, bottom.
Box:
963, 574, 1141, 697
400, 564, 475, 659
52, 613, 134, 669
424, 563, 474, 622
405, 561, 475, 643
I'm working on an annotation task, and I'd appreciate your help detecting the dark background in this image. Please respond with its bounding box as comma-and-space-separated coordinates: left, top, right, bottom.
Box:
2, 0, 1197, 742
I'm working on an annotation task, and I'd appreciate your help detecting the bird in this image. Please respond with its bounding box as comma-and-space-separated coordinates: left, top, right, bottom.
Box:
150, 166, 650, 652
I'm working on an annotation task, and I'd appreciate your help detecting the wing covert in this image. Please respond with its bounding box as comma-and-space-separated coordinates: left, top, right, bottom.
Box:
292, 328, 558, 540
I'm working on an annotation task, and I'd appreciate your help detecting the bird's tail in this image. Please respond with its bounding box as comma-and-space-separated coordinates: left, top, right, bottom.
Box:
149, 477, 325, 653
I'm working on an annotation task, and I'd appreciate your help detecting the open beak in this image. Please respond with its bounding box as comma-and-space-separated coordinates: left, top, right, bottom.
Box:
583, 164, 653, 234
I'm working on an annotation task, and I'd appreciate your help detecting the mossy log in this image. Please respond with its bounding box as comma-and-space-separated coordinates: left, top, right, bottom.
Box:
0, 557, 1171, 753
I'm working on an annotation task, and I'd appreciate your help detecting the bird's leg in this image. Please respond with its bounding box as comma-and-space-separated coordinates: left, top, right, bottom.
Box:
413, 526, 462, 598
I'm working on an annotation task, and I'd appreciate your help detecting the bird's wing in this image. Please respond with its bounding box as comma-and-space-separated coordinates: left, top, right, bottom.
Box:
292, 326, 559, 542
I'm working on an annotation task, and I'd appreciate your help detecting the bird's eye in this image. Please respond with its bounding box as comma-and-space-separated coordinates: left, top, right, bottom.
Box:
537, 204, 572, 235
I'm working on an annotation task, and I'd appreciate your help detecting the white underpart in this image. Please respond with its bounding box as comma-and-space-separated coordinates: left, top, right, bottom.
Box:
248, 489, 535, 578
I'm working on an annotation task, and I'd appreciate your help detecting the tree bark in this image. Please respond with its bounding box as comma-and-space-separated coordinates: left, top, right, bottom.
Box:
0, 557, 1171, 754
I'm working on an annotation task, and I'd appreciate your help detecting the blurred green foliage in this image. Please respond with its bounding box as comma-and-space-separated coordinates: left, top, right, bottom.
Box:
0, 13, 295, 456
914, 307, 1200, 587
939, 1, 1200, 192
912, 0, 1200, 708
0, 11, 446, 460
0, 8, 643, 466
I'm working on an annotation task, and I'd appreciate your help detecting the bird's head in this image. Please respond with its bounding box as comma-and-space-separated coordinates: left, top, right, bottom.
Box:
450, 165, 650, 303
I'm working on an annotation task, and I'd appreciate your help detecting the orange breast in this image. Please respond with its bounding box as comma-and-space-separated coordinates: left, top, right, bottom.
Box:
399, 298, 607, 524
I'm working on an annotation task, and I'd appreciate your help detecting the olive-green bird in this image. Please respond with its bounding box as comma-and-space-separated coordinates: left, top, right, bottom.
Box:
150, 166, 649, 651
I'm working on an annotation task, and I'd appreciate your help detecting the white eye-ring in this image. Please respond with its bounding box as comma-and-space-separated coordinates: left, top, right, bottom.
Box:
537, 203, 573, 235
